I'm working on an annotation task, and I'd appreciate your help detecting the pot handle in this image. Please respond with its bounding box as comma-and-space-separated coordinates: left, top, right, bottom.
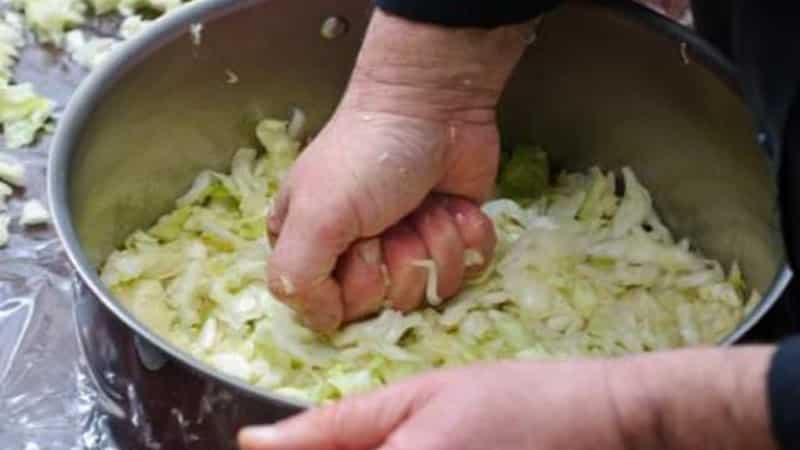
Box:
693, 1, 800, 271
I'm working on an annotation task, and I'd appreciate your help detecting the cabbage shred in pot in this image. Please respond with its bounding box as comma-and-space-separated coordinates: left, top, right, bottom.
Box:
100, 117, 760, 404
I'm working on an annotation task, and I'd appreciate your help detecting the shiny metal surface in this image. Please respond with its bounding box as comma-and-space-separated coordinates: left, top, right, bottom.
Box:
73, 280, 298, 449
49, 0, 791, 421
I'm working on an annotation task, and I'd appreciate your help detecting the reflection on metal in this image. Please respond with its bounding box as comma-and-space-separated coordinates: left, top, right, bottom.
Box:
320, 16, 349, 40
680, 41, 690, 64
287, 106, 307, 140
134, 335, 168, 371
526, 16, 545, 46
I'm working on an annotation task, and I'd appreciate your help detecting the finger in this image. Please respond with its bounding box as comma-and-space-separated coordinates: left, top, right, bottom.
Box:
336, 238, 389, 322
238, 379, 433, 450
267, 191, 358, 332
382, 222, 428, 312
411, 196, 466, 300
442, 197, 497, 277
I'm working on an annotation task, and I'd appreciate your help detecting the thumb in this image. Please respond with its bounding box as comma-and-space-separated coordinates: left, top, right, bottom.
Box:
238, 380, 433, 450
267, 186, 359, 332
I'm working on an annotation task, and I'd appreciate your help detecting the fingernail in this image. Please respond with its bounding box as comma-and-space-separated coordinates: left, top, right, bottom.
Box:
358, 238, 382, 265
239, 426, 281, 446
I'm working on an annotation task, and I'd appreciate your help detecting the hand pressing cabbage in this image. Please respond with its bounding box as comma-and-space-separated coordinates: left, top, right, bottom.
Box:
101, 118, 759, 404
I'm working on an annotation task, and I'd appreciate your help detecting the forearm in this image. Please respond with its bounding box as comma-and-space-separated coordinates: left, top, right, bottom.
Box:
342, 9, 535, 123
609, 346, 777, 450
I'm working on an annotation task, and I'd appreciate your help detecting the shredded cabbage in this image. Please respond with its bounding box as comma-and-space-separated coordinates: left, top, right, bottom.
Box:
1, 0, 188, 148
19, 198, 49, 226
65, 29, 117, 69
119, 14, 150, 38
0, 12, 24, 82
0, 0, 173, 148
0, 11, 53, 149
14, 0, 175, 43
62, 12, 154, 70
496, 145, 549, 202
14, 0, 86, 44
412, 259, 442, 306
101, 118, 760, 404
0, 81, 53, 148
0, 155, 25, 185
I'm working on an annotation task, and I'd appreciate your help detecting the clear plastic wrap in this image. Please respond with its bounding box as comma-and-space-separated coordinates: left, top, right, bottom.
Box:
0, 25, 123, 450
0, 249, 119, 450
0, 74, 104, 450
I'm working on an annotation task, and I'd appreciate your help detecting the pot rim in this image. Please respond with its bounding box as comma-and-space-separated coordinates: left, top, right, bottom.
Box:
47, 0, 793, 410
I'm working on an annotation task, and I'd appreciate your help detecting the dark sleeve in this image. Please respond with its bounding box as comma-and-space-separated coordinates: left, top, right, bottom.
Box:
732, 5, 800, 449
373, 0, 561, 28
770, 336, 800, 450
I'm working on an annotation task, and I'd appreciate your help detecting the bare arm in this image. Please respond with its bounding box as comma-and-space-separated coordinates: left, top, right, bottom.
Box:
344, 9, 534, 122
239, 347, 777, 450
610, 346, 776, 450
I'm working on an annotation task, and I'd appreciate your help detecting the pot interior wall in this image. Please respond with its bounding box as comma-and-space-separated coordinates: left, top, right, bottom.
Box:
69, 0, 783, 297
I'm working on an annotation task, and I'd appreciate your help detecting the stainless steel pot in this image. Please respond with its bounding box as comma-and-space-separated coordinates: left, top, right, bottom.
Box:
48, 0, 792, 448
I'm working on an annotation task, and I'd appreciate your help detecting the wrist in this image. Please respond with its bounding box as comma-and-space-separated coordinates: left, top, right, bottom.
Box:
608, 347, 777, 450
342, 9, 534, 122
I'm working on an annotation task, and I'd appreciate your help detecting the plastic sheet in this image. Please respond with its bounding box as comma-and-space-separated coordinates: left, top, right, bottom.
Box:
0, 20, 125, 450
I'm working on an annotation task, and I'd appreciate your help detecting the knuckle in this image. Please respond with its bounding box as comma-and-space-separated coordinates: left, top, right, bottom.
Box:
316, 218, 355, 251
